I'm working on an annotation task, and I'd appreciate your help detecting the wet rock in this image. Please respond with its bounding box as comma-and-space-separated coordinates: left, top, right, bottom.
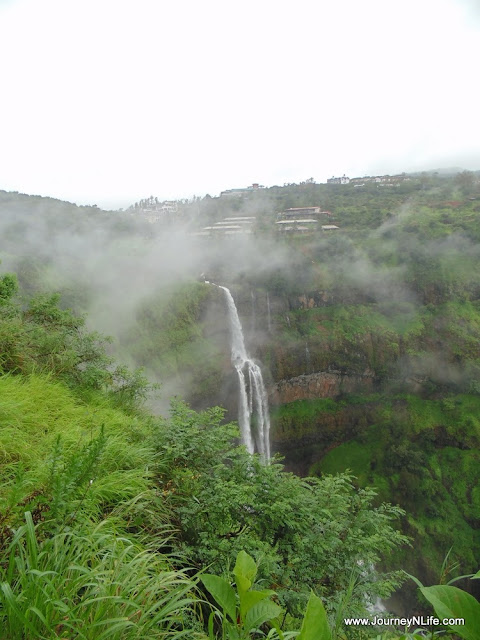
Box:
269, 369, 376, 405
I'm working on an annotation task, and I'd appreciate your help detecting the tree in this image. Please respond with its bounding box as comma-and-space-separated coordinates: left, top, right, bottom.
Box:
153, 400, 408, 622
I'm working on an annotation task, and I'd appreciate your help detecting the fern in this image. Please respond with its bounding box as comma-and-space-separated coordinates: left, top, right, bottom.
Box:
47, 426, 107, 527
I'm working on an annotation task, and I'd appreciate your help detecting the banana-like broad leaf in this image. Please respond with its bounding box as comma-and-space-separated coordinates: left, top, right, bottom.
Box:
420, 585, 480, 640
234, 550, 257, 597
244, 599, 283, 633
297, 591, 331, 640
240, 589, 275, 619
201, 574, 237, 623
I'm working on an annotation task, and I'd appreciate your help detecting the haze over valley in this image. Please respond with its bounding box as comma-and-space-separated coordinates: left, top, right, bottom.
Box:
1, 0, 479, 636
1, 171, 480, 629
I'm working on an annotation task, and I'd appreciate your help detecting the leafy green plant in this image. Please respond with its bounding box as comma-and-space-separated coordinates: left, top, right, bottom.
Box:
296, 592, 331, 640
201, 550, 331, 639
0, 272, 18, 304
420, 585, 480, 640
154, 401, 407, 621
47, 426, 107, 529
404, 570, 480, 640
0, 282, 154, 408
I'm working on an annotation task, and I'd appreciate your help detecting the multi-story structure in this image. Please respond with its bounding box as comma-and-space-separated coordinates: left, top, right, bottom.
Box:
327, 175, 350, 184
275, 219, 319, 233
198, 216, 256, 236
348, 174, 410, 185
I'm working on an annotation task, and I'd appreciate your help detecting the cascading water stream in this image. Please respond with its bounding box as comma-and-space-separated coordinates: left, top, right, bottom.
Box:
207, 282, 271, 460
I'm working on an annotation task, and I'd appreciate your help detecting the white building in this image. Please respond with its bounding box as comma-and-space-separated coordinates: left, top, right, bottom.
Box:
327, 175, 350, 184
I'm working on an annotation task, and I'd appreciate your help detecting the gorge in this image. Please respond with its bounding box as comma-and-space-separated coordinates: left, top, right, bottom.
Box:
1, 176, 479, 610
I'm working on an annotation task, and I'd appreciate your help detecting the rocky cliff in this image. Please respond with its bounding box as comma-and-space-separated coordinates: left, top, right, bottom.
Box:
270, 369, 376, 405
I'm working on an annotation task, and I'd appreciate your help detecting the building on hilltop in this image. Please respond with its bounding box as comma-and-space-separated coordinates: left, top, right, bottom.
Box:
223, 216, 256, 221
274, 206, 334, 233
327, 175, 350, 184
219, 183, 264, 198
327, 173, 411, 186
132, 197, 180, 223
278, 207, 331, 219
281, 206, 322, 217
274, 204, 336, 233
275, 219, 319, 233
349, 173, 410, 185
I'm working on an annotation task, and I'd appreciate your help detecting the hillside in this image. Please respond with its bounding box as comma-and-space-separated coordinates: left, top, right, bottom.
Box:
0, 272, 415, 638
1, 172, 480, 621
120, 174, 480, 599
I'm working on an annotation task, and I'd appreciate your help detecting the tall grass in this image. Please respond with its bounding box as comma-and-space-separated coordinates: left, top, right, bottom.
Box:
0, 373, 199, 637
0, 513, 205, 639
0, 374, 159, 525
0, 374, 152, 470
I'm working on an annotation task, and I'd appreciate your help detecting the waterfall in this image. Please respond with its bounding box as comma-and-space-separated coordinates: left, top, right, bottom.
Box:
358, 561, 387, 615
211, 283, 271, 460
266, 291, 272, 332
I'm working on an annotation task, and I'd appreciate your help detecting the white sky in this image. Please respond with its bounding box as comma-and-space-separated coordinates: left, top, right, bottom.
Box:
0, 0, 478, 209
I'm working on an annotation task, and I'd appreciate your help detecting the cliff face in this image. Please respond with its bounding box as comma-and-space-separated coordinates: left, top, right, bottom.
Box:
270, 369, 376, 405
267, 370, 377, 474
127, 192, 480, 598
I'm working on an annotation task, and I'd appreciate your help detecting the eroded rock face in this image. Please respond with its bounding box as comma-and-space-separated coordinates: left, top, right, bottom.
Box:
269, 369, 376, 405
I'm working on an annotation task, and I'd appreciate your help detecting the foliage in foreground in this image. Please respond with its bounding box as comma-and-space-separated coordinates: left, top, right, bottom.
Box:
202, 550, 330, 640
153, 400, 408, 622
1, 269, 478, 638
201, 550, 480, 640
0, 513, 201, 640
0, 367, 408, 638
0, 370, 200, 637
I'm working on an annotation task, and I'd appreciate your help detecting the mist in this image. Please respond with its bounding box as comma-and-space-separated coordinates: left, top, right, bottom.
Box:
1, 174, 480, 413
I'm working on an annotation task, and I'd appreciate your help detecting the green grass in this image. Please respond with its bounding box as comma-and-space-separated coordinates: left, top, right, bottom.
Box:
0, 373, 165, 541
271, 398, 341, 442
0, 373, 206, 638
1, 513, 202, 640
312, 441, 372, 479
0, 373, 152, 473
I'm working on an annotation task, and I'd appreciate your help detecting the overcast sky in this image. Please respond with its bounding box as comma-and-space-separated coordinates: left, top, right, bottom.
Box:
0, 0, 478, 209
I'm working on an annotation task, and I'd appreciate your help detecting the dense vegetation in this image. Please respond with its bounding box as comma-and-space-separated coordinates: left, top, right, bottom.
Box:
2, 272, 478, 637
0, 272, 406, 637
260, 195, 480, 593
1, 172, 479, 637
191, 175, 480, 596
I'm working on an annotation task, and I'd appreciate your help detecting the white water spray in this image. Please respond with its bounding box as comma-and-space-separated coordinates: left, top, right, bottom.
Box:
210, 283, 271, 460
